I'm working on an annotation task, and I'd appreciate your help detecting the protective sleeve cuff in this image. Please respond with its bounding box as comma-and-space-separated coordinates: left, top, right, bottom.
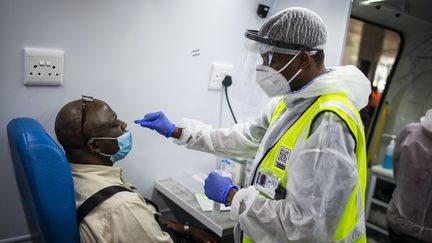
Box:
173, 119, 192, 144
230, 186, 259, 221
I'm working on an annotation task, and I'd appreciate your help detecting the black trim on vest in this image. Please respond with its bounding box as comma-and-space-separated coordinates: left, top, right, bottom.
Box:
308, 110, 357, 152
251, 96, 320, 185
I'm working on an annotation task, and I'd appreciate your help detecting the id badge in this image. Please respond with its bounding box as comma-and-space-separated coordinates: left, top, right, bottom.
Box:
254, 169, 280, 199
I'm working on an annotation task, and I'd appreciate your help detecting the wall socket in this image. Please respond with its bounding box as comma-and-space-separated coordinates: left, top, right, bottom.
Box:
208, 63, 233, 90
24, 47, 64, 86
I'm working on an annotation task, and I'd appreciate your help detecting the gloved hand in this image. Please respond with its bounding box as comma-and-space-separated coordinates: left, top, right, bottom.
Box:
135, 112, 176, 138
204, 171, 238, 205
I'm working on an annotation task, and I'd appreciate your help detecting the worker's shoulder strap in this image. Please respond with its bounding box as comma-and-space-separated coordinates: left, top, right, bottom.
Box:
76, 185, 132, 226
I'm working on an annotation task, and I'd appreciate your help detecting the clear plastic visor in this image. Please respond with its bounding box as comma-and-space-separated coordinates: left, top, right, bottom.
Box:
244, 38, 319, 66
231, 35, 321, 118
239, 38, 303, 85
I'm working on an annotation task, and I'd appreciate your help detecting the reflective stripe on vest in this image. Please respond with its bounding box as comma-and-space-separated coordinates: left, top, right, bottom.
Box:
244, 93, 367, 243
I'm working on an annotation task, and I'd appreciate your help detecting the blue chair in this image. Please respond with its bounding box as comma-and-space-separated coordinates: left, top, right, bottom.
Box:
7, 118, 79, 243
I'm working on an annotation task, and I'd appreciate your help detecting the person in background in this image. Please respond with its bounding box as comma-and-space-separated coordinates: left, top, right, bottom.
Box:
55, 96, 216, 243
360, 84, 380, 134
137, 7, 371, 243
386, 108, 432, 243
369, 86, 381, 110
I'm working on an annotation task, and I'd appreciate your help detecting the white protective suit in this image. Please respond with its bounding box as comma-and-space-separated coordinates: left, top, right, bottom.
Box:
386, 109, 432, 242
174, 65, 371, 242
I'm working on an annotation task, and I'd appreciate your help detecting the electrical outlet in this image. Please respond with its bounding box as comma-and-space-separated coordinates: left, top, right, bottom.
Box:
24, 47, 64, 86
208, 63, 233, 90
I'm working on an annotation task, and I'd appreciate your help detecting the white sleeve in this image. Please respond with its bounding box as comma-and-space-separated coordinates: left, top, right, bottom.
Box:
231, 112, 358, 243
173, 97, 281, 158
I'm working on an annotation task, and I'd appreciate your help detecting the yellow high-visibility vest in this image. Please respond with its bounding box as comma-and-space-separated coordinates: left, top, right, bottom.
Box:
243, 93, 367, 243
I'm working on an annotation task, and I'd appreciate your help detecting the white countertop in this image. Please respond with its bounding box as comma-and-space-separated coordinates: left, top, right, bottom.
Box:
371, 165, 394, 179
154, 178, 236, 237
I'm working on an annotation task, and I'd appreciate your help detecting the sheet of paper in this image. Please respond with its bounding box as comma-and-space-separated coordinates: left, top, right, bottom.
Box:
171, 172, 207, 194
194, 193, 231, 212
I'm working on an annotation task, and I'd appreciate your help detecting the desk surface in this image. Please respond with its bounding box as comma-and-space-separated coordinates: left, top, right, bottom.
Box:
155, 178, 236, 237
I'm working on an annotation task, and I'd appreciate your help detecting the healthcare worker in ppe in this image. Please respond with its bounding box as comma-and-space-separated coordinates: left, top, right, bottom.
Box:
386, 109, 432, 243
136, 7, 371, 243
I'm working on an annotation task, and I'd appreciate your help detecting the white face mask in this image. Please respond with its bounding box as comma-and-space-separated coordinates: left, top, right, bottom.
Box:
256, 52, 302, 97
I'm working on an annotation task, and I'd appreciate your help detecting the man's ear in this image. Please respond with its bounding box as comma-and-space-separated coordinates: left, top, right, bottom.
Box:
298, 51, 311, 69
86, 139, 102, 154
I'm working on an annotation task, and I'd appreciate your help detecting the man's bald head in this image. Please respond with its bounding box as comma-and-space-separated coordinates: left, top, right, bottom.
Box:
55, 99, 84, 149
55, 98, 118, 150
55, 98, 127, 165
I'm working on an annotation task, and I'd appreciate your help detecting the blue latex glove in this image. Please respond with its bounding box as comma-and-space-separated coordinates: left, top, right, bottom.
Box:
204, 171, 238, 205
134, 112, 176, 138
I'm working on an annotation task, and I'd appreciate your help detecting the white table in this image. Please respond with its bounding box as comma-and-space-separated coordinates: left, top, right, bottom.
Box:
154, 178, 236, 237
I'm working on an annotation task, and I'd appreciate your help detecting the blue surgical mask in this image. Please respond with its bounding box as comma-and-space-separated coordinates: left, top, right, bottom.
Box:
89, 131, 133, 163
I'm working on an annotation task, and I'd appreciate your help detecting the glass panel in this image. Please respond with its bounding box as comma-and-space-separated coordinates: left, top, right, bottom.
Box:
342, 18, 401, 136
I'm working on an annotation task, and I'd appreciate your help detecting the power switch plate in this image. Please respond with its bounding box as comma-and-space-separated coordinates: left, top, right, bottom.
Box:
24, 47, 64, 86
208, 63, 233, 90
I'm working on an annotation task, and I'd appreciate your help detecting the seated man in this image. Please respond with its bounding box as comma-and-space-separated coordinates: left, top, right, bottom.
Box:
386, 108, 432, 243
55, 96, 216, 243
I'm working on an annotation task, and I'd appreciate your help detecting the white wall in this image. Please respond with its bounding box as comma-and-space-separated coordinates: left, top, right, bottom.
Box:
0, 0, 351, 240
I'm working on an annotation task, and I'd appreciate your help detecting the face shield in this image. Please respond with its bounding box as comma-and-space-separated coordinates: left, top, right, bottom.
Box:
235, 30, 321, 98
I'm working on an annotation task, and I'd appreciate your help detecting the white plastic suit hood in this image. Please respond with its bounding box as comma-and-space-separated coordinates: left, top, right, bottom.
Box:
420, 109, 432, 132
285, 65, 371, 110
